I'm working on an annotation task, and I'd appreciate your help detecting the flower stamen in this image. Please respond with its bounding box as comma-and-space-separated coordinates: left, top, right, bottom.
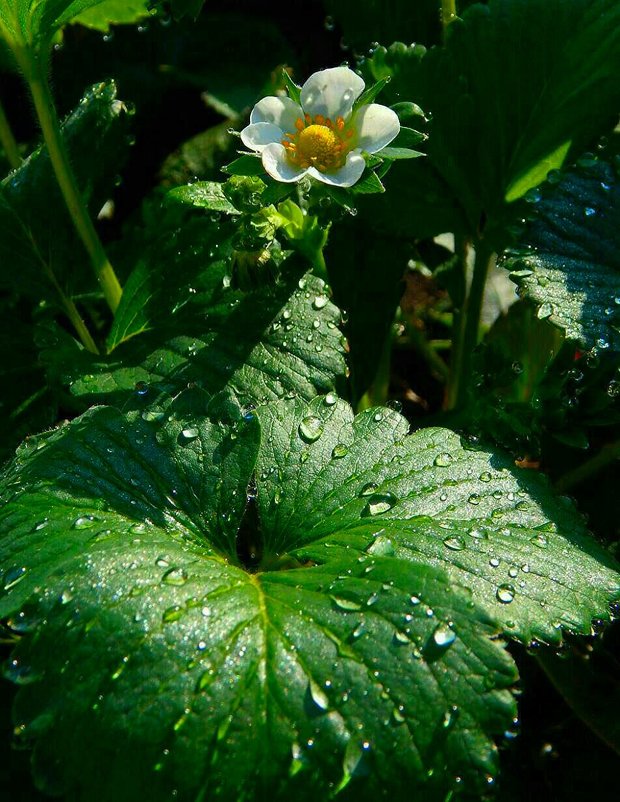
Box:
282, 114, 354, 173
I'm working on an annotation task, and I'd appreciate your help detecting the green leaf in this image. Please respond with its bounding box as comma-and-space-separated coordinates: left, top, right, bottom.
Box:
505, 140, 571, 204
281, 68, 301, 105
352, 76, 391, 111
223, 154, 266, 177
166, 181, 240, 215
71, 0, 152, 32
41, 211, 347, 407
502, 159, 620, 352
392, 125, 426, 148
379, 146, 423, 160
0, 0, 118, 51
368, 0, 620, 236
0, 391, 517, 800
350, 169, 385, 194
0, 80, 131, 301
255, 397, 620, 645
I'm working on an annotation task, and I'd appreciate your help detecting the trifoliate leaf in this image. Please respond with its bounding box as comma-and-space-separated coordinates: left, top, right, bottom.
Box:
256, 397, 620, 645
0, 390, 516, 801
502, 159, 620, 353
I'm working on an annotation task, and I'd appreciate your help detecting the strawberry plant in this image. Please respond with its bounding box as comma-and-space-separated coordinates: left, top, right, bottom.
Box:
1, 1, 619, 799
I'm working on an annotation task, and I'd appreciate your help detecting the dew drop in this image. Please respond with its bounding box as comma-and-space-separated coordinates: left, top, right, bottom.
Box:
332, 444, 349, 458
73, 515, 98, 529
363, 493, 397, 517
468, 493, 481, 505
181, 427, 199, 442
479, 471, 492, 483
299, 416, 324, 443
162, 567, 188, 586
313, 295, 328, 310
324, 392, 338, 406
530, 534, 548, 548
432, 624, 456, 648
443, 536, 465, 551
331, 596, 362, 611
367, 535, 395, 556
434, 452, 453, 467
359, 482, 378, 497
496, 584, 515, 604
308, 679, 329, 711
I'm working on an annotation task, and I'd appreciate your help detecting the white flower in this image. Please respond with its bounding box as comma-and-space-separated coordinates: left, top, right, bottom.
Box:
240, 66, 400, 188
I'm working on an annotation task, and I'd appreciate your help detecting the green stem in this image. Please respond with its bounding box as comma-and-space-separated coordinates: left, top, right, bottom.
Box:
408, 327, 449, 382
34, 245, 99, 354
445, 240, 493, 410
441, 0, 458, 35
0, 97, 22, 169
555, 440, 620, 493
24, 54, 122, 312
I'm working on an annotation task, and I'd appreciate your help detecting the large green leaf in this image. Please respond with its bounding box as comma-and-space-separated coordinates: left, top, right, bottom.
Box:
367, 0, 620, 237
256, 397, 620, 645
71, 0, 151, 31
0, 0, 116, 51
502, 159, 620, 353
39, 209, 347, 408
0, 80, 131, 300
0, 391, 517, 801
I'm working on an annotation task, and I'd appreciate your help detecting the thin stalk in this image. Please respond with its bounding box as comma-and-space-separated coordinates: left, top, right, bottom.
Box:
441, 0, 458, 36
555, 439, 620, 493
24, 56, 122, 312
38, 254, 99, 354
408, 327, 449, 382
445, 241, 493, 410
0, 97, 22, 168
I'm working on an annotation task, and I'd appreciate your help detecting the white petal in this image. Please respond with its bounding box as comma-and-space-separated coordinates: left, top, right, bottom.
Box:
309, 150, 366, 188
240, 122, 284, 153
250, 95, 303, 133
261, 143, 308, 183
352, 104, 400, 153
300, 67, 365, 121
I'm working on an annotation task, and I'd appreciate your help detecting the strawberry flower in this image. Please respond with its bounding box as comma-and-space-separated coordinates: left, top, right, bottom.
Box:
240, 66, 400, 188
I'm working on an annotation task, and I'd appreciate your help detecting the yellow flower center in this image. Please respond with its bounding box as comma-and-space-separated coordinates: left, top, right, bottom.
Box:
281, 114, 354, 172
297, 124, 341, 169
